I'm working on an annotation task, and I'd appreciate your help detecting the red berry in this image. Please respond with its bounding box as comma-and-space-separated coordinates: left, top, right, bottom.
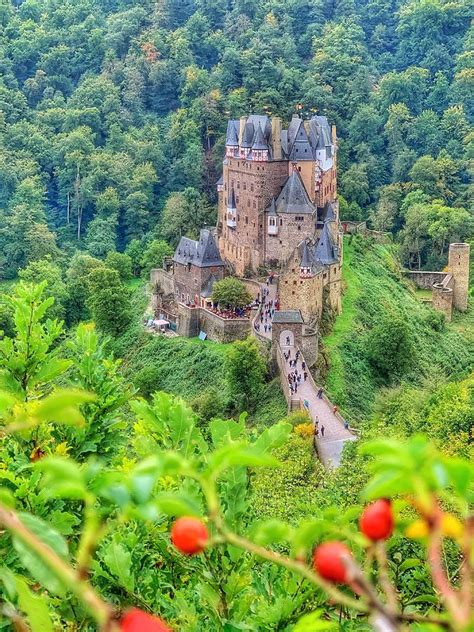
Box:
360, 499, 394, 541
120, 608, 171, 632
171, 516, 209, 555
312, 541, 352, 583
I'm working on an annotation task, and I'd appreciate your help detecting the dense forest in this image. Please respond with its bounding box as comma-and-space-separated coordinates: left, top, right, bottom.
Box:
0, 1, 473, 630
0, 0, 472, 284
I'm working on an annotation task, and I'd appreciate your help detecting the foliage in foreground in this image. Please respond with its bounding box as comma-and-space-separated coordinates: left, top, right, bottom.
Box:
0, 283, 472, 631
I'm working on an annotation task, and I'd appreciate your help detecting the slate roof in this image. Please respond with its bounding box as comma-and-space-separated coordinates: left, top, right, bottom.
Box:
274, 170, 315, 215
273, 310, 304, 324
267, 198, 277, 216
300, 241, 314, 268
252, 123, 268, 150
314, 221, 337, 265
317, 201, 336, 223
226, 120, 239, 145
173, 229, 224, 268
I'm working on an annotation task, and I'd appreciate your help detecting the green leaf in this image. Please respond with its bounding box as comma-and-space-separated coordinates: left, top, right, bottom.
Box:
31, 358, 72, 386
443, 458, 474, 498
363, 470, 412, 500
102, 539, 134, 592
251, 519, 292, 546
253, 422, 292, 453
398, 558, 423, 573
15, 575, 53, 632
407, 594, 439, 605
206, 443, 279, 479
291, 519, 324, 557
13, 514, 69, 597
155, 492, 202, 517
292, 610, 337, 631
36, 457, 87, 500
36, 388, 96, 425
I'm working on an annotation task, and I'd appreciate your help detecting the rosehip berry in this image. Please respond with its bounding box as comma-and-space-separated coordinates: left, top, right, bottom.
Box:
171, 516, 209, 555
120, 608, 171, 632
360, 499, 394, 541
312, 541, 352, 583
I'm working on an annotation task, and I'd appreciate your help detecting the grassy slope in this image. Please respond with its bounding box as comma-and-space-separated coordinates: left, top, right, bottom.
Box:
322, 236, 474, 424
115, 282, 287, 422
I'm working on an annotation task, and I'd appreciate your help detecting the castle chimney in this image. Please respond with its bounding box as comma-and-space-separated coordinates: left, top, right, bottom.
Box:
239, 116, 247, 146
272, 116, 282, 160
331, 124, 337, 143
303, 120, 311, 136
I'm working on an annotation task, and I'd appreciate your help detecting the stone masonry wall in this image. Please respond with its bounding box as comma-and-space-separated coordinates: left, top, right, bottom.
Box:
150, 268, 174, 296
405, 271, 447, 289
265, 214, 315, 266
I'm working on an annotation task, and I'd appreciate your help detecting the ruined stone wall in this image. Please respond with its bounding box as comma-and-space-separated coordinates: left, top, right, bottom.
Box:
448, 243, 470, 311
405, 271, 448, 289
433, 279, 453, 322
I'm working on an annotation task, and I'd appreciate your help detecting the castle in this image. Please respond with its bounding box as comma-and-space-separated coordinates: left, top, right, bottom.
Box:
151, 113, 343, 344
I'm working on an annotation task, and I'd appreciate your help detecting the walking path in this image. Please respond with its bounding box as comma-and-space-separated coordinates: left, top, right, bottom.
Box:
252, 278, 356, 468
280, 344, 356, 467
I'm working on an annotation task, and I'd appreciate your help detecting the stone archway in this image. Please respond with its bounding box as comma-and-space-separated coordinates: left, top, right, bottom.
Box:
280, 329, 294, 348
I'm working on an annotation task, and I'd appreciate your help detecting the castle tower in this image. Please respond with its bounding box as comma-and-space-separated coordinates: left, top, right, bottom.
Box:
448, 243, 470, 312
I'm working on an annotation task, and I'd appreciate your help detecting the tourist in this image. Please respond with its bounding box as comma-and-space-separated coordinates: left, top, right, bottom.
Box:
333, 405, 338, 415
303, 399, 309, 411
302, 361, 306, 370
297, 374, 301, 384
304, 371, 308, 381
321, 425, 325, 437
344, 420, 349, 430
317, 388, 323, 399
286, 336, 290, 345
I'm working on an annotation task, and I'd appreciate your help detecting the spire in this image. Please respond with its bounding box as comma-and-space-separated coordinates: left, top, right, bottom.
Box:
226, 122, 239, 147
314, 221, 337, 265
252, 123, 268, 150
227, 187, 236, 210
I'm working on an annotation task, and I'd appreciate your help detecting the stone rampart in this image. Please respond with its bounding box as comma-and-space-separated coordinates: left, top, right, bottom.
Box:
198, 309, 251, 343
302, 327, 318, 368
405, 271, 447, 289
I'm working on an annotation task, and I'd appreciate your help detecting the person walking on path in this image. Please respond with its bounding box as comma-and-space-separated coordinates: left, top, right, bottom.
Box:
303, 399, 309, 411
320, 425, 325, 437
304, 371, 308, 381
317, 387, 323, 399
333, 405, 338, 415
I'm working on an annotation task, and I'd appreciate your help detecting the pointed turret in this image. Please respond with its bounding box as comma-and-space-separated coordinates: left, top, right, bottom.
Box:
252, 124, 267, 150
314, 221, 337, 265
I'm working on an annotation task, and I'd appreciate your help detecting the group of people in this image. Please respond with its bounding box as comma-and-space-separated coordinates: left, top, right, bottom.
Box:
254, 285, 279, 335
285, 349, 309, 396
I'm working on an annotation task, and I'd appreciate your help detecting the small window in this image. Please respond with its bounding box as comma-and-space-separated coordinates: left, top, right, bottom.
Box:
237, 182, 240, 189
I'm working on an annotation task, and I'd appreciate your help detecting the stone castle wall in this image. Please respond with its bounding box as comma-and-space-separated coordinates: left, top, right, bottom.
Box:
448, 243, 470, 311
150, 268, 174, 296
176, 304, 250, 342
265, 214, 315, 266
405, 271, 447, 289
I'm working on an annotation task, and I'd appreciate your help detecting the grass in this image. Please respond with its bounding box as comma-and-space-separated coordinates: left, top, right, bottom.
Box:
321, 236, 474, 424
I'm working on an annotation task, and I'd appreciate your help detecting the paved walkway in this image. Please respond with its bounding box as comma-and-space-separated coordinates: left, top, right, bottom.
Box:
280, 344, 356, 467
251, 278, 355, 467
253, 281, 278, 341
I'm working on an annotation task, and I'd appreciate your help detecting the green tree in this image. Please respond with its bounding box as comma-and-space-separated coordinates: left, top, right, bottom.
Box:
140, 240, 174, 278
225, 337, 266, 410
105, 252, 132, 281
18, 258, 68, 321
65, 253, 104, 324
86, 267, 132, 336
159, 188, 216, 244
367, 316, 414, 381
211, 277, 252, 310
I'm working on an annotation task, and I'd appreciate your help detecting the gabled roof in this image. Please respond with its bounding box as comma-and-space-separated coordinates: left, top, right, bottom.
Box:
314, 221, 337, 265
201, 273, 218, 298
173, 229, 224, 268
274, 170, 315, 215
252, 123, 267, 150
